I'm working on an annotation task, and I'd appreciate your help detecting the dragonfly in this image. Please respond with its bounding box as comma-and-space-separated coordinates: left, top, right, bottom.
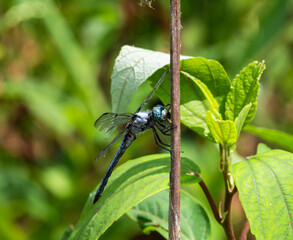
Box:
93, 69, 171, 204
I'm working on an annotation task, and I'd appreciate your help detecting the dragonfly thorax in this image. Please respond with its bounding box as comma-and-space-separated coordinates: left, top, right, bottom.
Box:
131, 111, 152, 134
133, 112, 150, 125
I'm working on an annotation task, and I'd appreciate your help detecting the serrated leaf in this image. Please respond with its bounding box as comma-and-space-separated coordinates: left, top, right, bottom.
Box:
230, 150, 293, 240
206, 111, 237, 147
235, 103, 252, 138
178, 58, 230, 140
127, 189, 210, 240
67, 154, 200, 240
244, 125, 293, 152
225, 61, 265, 126
181, 71, 220, 118
180, 57, 231, 116
111, 45, 190, 113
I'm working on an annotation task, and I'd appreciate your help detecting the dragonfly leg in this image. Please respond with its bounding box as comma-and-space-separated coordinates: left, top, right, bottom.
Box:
152, 127, 171, 152
156, 123, 173, 136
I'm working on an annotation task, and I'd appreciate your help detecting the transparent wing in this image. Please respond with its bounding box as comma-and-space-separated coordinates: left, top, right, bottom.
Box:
95, 127, 128, 161
135, 68, 169, 113
94, 112, 132, 137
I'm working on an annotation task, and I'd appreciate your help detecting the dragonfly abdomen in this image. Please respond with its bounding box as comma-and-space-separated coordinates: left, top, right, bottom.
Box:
93, 131, 136, 204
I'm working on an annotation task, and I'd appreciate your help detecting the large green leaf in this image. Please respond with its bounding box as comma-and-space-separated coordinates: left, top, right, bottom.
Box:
127, 189, 210, 240
178, 58, 230, 140
230, 150, 293, 239
225, 61, 265, 126
111, 45, 190, 113
244, 125, 293, 152
179, 57, 230, 116
66, 154, 200, 240
181, 71, 220, 119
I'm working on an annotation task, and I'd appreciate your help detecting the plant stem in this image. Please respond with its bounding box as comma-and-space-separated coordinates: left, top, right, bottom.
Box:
222, 146, 236, 240
239, 219, 250, 240
222, 189, 236, 239
169, 0, 181, 239
220, 144, 224, 171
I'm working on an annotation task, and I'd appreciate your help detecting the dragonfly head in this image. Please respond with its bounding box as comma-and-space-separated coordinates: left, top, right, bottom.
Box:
152, 104, 169, 121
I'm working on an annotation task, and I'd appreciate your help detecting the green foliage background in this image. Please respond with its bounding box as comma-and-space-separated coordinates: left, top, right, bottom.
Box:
0, 0, 292, 239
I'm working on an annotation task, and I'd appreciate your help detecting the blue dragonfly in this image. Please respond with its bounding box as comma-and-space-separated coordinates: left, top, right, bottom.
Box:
93, 69, 171, 204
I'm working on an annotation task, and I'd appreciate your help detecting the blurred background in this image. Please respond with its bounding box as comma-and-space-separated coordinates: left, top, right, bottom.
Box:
0, 0, 292, 239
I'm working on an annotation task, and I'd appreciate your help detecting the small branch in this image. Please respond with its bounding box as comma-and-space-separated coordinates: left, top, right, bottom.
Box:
197, 177, 221, 223
168, 0, 181, 239
222, 189, 236, 240
220, 144, 224, 171
239, 219, 250, 240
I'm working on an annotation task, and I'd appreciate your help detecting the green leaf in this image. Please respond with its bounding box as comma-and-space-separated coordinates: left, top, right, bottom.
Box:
67, 154, 200, 240
230, 150, 293, 240
127, 189, 210, 240
256, 143, 271, 154
180, 57, 231, 116
235, 103, 252, 138
111, 45, 189, 113
225, 61, 265, 126
244, 125, 293, 152
206, 111, 237, 147
181, 71, 220, 118
178, 58, 230, 140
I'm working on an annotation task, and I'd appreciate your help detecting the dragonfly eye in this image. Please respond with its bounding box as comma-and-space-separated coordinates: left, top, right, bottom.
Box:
152, 106, 162, 121
152, 105, 167, 121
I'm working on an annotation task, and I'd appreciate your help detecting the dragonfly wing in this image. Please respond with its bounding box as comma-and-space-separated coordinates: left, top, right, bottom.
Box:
95, 127, 128, 161
94, 113, 132, 136
135, 68, 169, 113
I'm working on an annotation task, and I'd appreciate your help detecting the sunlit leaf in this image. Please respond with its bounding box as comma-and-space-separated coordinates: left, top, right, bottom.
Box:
225, 61, 265, 126
206, 111, 237, 147
66, 154, 200, 240
181, 71, 220, 118
230, 150, 293, 239
256, 143, 271, 154
127, 189, 210, 240
179, 57, 230, 116
111, 45, 190, 113
235, 103, 252, 138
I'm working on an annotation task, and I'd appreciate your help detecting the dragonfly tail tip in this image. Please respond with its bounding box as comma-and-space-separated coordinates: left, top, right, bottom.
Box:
93, 195, 99, 204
